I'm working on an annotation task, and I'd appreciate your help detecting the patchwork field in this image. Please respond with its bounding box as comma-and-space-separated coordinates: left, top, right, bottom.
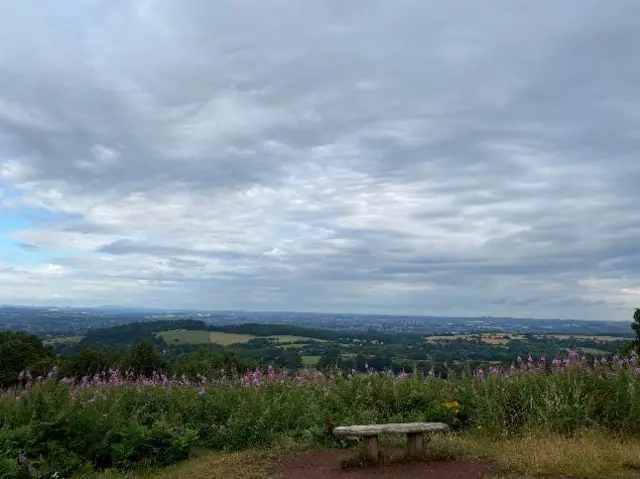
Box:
156, 330, 322, 346
267, 335, 322, 344
534, 334, 630, 342
156, 330, 254, 345
44, 335, 84, 346
426, 333, 525, 345
426, 333, 631, 346
209, 331, 256, 345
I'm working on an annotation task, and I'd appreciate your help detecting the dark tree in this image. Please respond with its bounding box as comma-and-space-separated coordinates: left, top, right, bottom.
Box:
60, 347, 115, 379
120, 340, 167, 376
0, 331, 54, 387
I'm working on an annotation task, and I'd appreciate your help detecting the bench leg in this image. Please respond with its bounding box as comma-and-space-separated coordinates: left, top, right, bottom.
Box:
363, 435, 379, 462
407, 432, 423, 457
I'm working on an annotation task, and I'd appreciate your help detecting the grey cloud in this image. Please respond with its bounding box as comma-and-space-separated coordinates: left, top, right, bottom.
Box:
1, 0, 640, 319
97, 239, 249, 261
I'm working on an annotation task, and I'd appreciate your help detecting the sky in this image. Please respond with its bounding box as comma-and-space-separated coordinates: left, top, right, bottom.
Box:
1, 1, 639, 320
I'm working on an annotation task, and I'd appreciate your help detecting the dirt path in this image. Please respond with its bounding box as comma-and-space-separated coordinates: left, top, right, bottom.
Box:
275, 450, 501, 479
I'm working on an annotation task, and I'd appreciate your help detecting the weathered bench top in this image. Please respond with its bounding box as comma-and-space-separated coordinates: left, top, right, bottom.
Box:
332, 422, 449, 437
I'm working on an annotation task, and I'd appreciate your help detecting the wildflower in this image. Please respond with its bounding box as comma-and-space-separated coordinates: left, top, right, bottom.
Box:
442, 400, 460, 414
47, 366, 59, 380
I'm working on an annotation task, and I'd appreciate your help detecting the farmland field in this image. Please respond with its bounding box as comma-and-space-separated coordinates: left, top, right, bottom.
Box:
301, 355, 321, 365
43, 335, 84, 346
156, 330, 212, 344
209, 331, 256, 345
156, 330, 255, 345
426, 333, 524, 345
580, 347, 609, 355
155, 330, 321, 346
534, 334, 630, 341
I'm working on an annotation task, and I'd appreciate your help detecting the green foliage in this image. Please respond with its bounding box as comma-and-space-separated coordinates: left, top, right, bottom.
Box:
0, 331, 55, 388
619, 308, 640, 356
60, 347, 116, 379
120, 340, 168, 376
6, 366, 640, 476
170, 350, 252, 379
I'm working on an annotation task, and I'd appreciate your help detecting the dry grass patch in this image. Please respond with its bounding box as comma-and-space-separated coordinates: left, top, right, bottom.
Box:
143, 451, 274, 479
428, 429, 640, 479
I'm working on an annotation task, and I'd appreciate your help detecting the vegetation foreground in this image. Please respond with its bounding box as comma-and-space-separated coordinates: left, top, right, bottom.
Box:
3, 350, 640, 478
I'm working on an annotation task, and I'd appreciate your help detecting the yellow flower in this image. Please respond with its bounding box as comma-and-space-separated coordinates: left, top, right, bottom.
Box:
442, 400, 460, 414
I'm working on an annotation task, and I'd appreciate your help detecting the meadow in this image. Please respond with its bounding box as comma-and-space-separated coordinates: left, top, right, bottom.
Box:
43, 336, 84, 346
425, 333, 525, 345
154, 329, 320, 346
3, 350, 640, 478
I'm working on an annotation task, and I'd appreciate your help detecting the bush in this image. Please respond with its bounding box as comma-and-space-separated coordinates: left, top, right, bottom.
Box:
3, 356, 640, 476
0, 331, 55, 388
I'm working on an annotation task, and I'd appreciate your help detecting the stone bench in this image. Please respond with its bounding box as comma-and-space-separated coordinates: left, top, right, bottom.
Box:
332, 422, 450, 462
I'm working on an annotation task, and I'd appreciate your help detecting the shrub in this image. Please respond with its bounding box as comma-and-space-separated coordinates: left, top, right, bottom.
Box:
2, 350, 640, 476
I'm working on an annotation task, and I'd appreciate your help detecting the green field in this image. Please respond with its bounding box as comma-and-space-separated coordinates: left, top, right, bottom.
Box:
208, 331, 256, 345
579, 347, 609, 355
536, 335, 630, 342
156, 330, 213, 344
156, 330, 256, 345
301, 355, 321, 366
267, 335, 321, 344
156, 330, 322, 346
44, 335, 84, 346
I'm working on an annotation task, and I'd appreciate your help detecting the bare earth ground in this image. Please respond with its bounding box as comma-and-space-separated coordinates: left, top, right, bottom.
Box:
276, 451, 501, 479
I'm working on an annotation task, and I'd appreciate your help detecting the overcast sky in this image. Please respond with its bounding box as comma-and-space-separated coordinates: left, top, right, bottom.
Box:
1, 1, 639, 320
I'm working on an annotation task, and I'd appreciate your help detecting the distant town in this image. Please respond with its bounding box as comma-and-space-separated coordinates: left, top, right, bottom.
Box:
0, 305, 632, 340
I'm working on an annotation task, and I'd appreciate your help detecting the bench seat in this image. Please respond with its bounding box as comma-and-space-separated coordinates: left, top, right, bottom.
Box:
332, 422, 449, 462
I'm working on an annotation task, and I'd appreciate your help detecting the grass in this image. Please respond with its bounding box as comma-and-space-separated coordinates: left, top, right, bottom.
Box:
209, 331, 256, 345
155, 330, 256, 345
43, 335, 84, 346
581, 347, 609, 355
302, 355, 321, 366
426, 333, 630, 346
81, 450, 276, 479
93, 430, 640, 479
429, 429, 640, 479
426, 333, 524, 345
8, 359, 640, 477
155, 330, 321, 346
535, 335, 631, 342
135, 450, 275, 479
156, 330, 212, 344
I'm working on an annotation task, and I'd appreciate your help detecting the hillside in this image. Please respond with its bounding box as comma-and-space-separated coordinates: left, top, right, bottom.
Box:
2, 316, 639, 477
3, 351, 640, 478
46, 319, 630, 377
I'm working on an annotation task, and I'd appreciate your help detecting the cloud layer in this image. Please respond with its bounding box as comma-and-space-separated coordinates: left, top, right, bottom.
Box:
1, 0, 639, 319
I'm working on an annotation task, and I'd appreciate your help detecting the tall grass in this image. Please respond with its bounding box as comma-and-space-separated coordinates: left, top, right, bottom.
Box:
2, 352, 640, 477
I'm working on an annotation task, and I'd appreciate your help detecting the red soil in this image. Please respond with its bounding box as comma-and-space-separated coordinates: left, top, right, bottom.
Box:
275, 450, 501, 479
